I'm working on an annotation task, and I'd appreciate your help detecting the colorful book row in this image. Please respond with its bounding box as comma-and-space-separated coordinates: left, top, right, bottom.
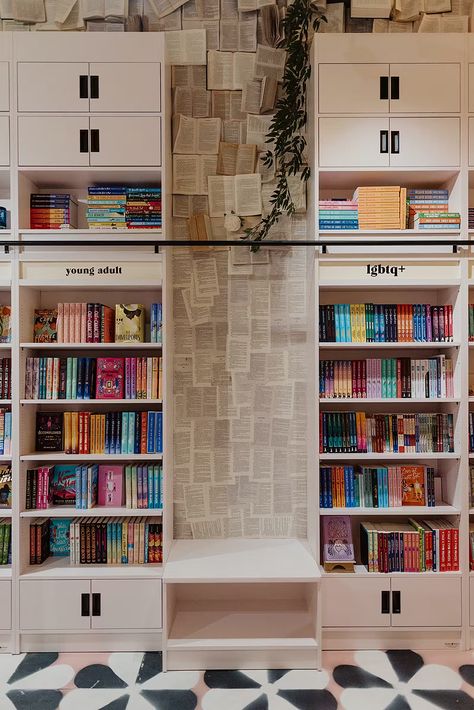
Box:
319, 412, 454, 454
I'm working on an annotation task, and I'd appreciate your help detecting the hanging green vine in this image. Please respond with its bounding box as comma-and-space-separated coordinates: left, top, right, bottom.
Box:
244, 0, 326, 250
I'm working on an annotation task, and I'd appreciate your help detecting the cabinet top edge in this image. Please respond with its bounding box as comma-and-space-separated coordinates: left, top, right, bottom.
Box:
313, 34, 466, 64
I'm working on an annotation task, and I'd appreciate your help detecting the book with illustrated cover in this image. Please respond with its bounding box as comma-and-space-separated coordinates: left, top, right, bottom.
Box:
0, 306, 10, 344
98, 464, 124, 506
35, 412, 63, 451
33, 308, 58, 343
96, 358, 124, 399
322, 515, 354, 565
401, 465, 426, 506
49, 518, 72, 556
0, 465, 11, 508
115, 304, 145, 343
49, 464, 76, 506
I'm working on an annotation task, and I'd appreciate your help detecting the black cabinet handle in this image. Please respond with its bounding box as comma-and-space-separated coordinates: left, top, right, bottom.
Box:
391, 76, 400, 100
381, 590, 390, 614
92, 592, 101, 616
391, 130, 400, 154
79, 129, 89, 153
380, 130, 388, 154
392, 590, 401, 614
90, 129, 100, 153
79, 75, 88, 99
380, 76, 389, 100
90, 75, 99, 99
81, 593, 90, 616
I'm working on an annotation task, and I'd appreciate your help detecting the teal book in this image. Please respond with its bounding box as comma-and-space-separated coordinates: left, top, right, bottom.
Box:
50, 518, 72, 556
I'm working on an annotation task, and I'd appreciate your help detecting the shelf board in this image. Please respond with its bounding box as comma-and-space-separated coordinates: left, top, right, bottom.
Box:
0, 344, 11, 350
319, 229, 461, 237
19, 281, 162, 290
21, 399, 162, 405
0, 457, 12, 462
319, 168, 459, 190
319, 342, 460, 349
321, 564, 462, 578
20, 555, 163, 579
0, 510, 12, 518
0, 566, 11, 578
18, 167, 163, 190
470, 508, 474, 514
20, 507, 162, 518
164, 538, 320, 583
21, 453, 162, 461
20, 229, 162, 241
319, 397, 459, 404
20, 342, 162, 350
320, 504, 459, 516
319, 280, 461, 289
166, 637, 318, 652
320, 453, 459, 460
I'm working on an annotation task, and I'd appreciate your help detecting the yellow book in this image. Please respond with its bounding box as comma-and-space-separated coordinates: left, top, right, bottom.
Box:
71, 411, 78, 454
115, 304, 145, 343
158, 357, 163, 399
350, 304, 357, 342
359, 303, 367, 342
152, 357, 159, 399
63, 411, 71, 453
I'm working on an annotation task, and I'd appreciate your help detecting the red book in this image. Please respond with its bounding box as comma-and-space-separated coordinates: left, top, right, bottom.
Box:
93, 304, 100, 343
86, 304, 94, 343
96, 358, 124, 399
101, 305, 114, 343
140, 411, 147, 454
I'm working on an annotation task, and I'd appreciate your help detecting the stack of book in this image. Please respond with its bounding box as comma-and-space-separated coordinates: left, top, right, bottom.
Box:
25, 356, 162, 400
319, 199, 358, 230
413, 212, 461, 231
353, 186, 406, 229
30, 194, 78, 230
25, 462, 163, 510
69, 518, 163, 564
29, 518, 50, 564
126, 187, 162, 229
86, 186, 127, 229
469, 208, 474, 229
407, 188, 449, 228
33, 302, 160, 344
319, 356, 454, 399
0, 465, 11, 508
320, 464, 438, 508
35, 410, 163, 455
319, 411, 454, 454
0, 409, 11, 455
361, 518, 459, 572
319, 303, 453, 343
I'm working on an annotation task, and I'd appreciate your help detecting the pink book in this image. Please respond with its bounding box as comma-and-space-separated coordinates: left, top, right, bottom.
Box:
96, 358, 124, 399
80, 303, 87, 343
57, 303, 64, 343
74, 303, 81, 343
63, 303, 70, 343
69, 303, 75, 343
98, 465, 123, 506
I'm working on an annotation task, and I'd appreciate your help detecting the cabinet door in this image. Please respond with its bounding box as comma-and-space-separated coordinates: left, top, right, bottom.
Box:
468, 118, 474, 166
390, 64, 460, 113
318, 64, 389, 114
389, 118, 460, 168
468, 65, 474, 113
18, 116, 90, 167
391, 577, 461, 627
323, 577, 391, 628
89, 117, 161, 167
0, 63, 9, 112
17, 63, 89, 112
470, 578, 474, 626
319, 117, 390, 168
91, 579, 162, 630
0, 117, 9, 166
20, 580, 91, 631
89, 63, 161, 113
0, 581, 11, 630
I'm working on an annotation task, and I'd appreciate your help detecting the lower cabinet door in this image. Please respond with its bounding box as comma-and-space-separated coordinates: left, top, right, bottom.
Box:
0, 580, 11, 630
471, 578, 474, 626
91, 579, 162, 630
323, 577, 391, 628
391, 577, 462, 627
89, 117, 161, 167
0, 116, 9, 166
20, 580, 91, 631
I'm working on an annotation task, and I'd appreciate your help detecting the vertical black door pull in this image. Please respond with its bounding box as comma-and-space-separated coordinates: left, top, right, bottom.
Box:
90, 129, 100, 153
391, 130, 400, 154
380, 130, 388, 154
391, 76, 400, 100
79, 75, 88, 99
92, 593, 101, 616
81, 593, 90, 616
381, 590, 390, 614
392, 590, 401, 614
380, 76, 389, 100
90, 76, 99, 99
79, 129, 89, 153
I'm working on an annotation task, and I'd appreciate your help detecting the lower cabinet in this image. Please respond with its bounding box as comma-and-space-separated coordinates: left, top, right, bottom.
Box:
0, 580, 11, 630
20, 579, 162, 631
323, 576, 461, 628
470, 577, 474, 626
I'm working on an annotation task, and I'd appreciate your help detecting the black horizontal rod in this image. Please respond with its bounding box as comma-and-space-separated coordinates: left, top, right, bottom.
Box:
0, 238, 473, 247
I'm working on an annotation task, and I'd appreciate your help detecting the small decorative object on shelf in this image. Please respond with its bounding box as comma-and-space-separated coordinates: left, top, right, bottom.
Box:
322, 515, 355, 572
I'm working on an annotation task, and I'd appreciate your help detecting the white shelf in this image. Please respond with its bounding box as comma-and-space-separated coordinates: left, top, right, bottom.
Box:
0, 510, 12, 518
319, 397, 459, 404
21, 453, 162, 461
319, 342, 460, 349
319, 229, 461, 237
19, 282, 162, 289
21, 399, 162, 405
20, 229, 162, 241
320, 504, 459, 516
20, 556, 163, 579
320, 452, 459, 460
319, 280, 460, 289
21, 342, 162, 350
164, 539, 320, 583
0, 566, 11, 578
321, 564, 463, 578
166, 636, 318, 651
0, 344, 11, 350
20, 507, 163, 518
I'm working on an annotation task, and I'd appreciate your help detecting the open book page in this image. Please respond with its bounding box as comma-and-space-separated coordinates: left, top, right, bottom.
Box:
241, 79, 262, 114
60, 0, 85, 28
246, 113, 273, 150
147, 0, 187, 17
217, 142, 257, 174
448, 0, 471, 13
255, 44, 286, 81
287, 173, 307, 213
388, 18, 413, 30
173, 195, 210, 217
208, 50, 235, 89
440, 13, 468, 27
105, 0, 128, 19
372, 17, 389, 29
238, 0, 275, 9
208, 175, 236, 216
234, 173, 262, 215
182, 19, 220, 50
220, 13, 257, 52
211, 91, 246, 120
257, 150, 275, 182
319, 1, 344, 31
196, 0, 220, 18
234, 51, 256, 89
52, 0, 76, 22
392, 0, 422, 21
172, 65, 207, 88
173, 155, 218, 194
12, 0, 46, 21
258, 5, 281, 46
221, 0, 238, 16
223, 119, 247, 143
425, 0, 451, 11
166, 29, 207, 64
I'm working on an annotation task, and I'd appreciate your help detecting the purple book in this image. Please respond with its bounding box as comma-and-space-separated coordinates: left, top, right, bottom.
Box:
98, 465, 123, 507
322, 515, 354, 564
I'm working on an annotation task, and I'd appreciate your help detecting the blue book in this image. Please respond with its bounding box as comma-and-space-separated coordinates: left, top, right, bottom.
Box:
147, 412, 155, 454
343, 304, 350, 343
343, 466, 350, 507
75, 465, 82, 508
50, 518, 72, 556
147, 466, 153, 507
334, 304, 341, 342
128, 411, 135, 455
81, 465, 87, 509
134, 412, 140, 454
155, 412, 163, 453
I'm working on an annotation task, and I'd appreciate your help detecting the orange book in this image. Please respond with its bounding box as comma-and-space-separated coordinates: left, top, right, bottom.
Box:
63, 411, 71, 453
401, 465, 426, 506
71, 411, 79, 454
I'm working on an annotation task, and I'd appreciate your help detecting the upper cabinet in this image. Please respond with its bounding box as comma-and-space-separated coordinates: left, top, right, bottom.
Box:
17, 62, 161, 113
0, 62, 9, 112
319, 63, 460, 115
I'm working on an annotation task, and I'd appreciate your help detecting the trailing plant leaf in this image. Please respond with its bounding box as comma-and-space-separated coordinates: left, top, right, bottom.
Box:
244, 0, 326, 251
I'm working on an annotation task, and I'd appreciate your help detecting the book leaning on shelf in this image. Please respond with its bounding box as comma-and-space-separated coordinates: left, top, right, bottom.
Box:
319, 356, 453, 399
361, 518, 459, 572
0, 519, 11, 565
319, 412, 454, 454
26, 462, 163, 511
319, 303, 453, 343
35, 411, 163, 455
25, 356, 162, 400
29, 517, 163, 565
320, 464, 439, 508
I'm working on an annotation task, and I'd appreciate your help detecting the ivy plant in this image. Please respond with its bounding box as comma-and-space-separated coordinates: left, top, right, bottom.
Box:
245, 0, 326, 250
